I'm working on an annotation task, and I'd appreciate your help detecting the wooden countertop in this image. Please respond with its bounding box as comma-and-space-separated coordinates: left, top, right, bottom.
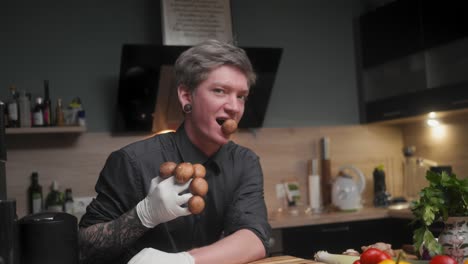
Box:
268, 207, 413, 229
248, 255, 318, 263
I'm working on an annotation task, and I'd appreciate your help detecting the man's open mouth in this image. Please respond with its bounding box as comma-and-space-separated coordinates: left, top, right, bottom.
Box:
216, 118, 226, 126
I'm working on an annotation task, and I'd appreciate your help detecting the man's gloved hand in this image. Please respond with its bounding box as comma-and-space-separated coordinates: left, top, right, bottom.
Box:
136, 176, 193, 228
128, 248, 194, 264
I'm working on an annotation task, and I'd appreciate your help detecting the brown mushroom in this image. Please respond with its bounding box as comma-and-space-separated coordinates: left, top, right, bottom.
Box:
188, 195, 205, 214
159, 161, 177, 179
222, 119, 238, 135
174, 162, 194, 184
192, 163, 206, 178
189, 177, 208, 196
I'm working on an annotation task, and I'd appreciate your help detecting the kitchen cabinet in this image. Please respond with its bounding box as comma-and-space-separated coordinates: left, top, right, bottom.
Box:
365, 85, 468, 123
359, 0, 423, 69
421, 1, 468, 50
360, 0, 468, 69
358, 0, 468, 123
280, 218, 413, 259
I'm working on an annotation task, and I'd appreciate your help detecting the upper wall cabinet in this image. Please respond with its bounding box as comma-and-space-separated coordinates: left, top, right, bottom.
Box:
360, 0, 423, 69
422, 1, 468, 50
359, 0, 468, 123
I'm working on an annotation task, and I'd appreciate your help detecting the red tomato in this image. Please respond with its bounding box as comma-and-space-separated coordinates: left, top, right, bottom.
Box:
353, 260, 361, 264
429, 255, 458, 264
360, 248, 392, 264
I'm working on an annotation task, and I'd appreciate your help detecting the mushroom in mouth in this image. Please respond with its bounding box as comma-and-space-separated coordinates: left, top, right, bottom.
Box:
221, 119, 238, 135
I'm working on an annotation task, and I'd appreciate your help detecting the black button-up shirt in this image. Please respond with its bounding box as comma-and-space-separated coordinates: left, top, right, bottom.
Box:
79, 125, 271, 263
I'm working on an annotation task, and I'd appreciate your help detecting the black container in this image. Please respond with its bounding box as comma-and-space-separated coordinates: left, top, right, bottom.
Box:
0, 101, 7, 200
0, 199, 19, 264
19, 212, 78, 264
373, 167, 390, 207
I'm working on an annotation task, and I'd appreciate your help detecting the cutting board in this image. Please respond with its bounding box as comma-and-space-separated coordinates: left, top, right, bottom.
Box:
248, 255, 321, 264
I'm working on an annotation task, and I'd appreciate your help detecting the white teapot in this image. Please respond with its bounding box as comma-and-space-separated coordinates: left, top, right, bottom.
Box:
331, 165, 366, 211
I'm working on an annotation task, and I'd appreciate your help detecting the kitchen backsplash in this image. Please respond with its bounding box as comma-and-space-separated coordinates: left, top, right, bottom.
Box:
5, 113, 468, 217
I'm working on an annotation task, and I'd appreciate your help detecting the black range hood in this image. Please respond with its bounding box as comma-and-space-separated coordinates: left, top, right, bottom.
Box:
114, 44, 283, 132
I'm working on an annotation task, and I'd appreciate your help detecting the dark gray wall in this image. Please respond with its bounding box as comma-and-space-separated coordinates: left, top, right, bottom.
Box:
0, 0, 363, 132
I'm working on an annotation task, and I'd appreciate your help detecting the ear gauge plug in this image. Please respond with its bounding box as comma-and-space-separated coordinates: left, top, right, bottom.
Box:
183, 104, 192, 113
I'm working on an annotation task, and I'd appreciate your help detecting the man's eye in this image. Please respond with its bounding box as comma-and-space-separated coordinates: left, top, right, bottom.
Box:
238, 95, 248, 101
213, 88, 224, 94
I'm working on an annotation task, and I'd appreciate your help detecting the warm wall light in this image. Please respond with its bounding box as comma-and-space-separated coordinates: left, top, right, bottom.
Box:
156, 129, 175, 135
430, 125, 446, 140
143, 129, 176, 139
425, 112, 446, 140
427, 118, 440, 127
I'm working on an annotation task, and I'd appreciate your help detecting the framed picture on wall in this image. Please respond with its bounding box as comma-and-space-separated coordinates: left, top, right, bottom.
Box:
161, 0, 233, 46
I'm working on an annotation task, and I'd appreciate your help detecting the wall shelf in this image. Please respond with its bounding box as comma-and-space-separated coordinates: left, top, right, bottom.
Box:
6, 126, 86, 135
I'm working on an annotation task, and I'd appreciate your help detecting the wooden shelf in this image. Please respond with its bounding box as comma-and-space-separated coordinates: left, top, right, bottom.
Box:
6, 126, 86, 134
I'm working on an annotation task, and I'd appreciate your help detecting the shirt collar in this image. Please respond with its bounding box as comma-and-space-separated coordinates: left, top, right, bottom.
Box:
175, 124, 208, 165
211, 142, 231, 170
175, 123, 230, 173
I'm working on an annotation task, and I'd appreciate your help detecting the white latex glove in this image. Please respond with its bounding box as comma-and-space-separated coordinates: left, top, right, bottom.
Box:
128, 248, 194, 264
136, 176, 193, 228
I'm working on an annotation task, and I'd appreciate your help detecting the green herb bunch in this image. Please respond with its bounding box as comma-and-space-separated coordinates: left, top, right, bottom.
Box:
410, 170, 468, 256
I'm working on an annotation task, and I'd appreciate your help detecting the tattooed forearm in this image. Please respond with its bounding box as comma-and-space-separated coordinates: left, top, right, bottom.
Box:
78, 208, 148, 264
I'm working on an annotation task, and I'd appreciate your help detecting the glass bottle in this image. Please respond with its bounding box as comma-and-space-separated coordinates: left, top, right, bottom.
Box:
45, 180, 64, 212
63, 188, 74, 214
43, 80, 52, 126
55, 98, 65, 126
28, 172, 43, 214
6, 85, 19, 127
3, 102, 9, 128
18, 90, 31, 128
32, 97, 44, 127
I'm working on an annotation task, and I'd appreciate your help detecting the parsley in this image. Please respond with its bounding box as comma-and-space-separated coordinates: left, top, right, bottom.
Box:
410, 170, 468, 257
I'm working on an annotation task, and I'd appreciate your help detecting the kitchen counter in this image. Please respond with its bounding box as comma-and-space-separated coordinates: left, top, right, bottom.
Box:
269, 207, 413, 229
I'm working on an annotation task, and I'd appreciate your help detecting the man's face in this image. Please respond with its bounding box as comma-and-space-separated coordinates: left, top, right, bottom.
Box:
186, 65, 249, 148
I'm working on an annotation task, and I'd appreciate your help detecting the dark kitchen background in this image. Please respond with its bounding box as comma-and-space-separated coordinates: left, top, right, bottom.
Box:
1, 0, 467, 225
0, 0, 362, 131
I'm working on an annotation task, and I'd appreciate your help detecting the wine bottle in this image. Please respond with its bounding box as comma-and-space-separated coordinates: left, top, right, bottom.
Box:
45, 180, 64, 212
43, 80, 52, 126
32, 97, 44, 127
28, 172, 43, 214
6, 85, 19, 128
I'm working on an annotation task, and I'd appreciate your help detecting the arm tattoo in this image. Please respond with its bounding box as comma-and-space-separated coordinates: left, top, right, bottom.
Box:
78, 208, 148, 264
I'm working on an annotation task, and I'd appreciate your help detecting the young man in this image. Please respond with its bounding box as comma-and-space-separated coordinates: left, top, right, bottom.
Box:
79, 39, 271, 264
